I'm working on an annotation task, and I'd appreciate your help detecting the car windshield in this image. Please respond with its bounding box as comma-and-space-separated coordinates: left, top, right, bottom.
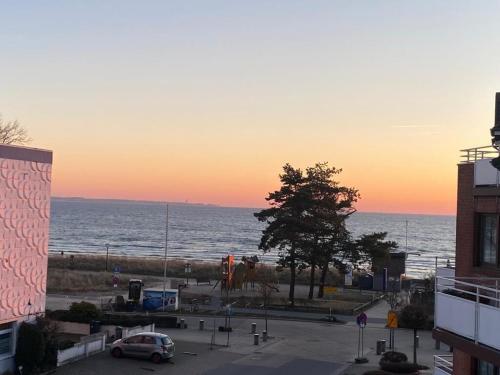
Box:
161, 336, 173, 345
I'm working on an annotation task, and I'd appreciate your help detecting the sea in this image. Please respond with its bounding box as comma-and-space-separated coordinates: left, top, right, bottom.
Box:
49, 198, 456, 278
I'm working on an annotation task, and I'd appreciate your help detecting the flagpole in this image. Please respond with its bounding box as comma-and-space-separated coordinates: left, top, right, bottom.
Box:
162, 204, 169, 311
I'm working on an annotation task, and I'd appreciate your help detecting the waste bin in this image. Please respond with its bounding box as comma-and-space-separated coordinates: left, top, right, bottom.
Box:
90, 320, 101, 334
376, 339, 386, 355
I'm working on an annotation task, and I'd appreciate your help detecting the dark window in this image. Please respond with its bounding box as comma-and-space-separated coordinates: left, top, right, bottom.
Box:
478, 214, 498, 266
125, 336, 143, 344
0, 331, 12, 356
476, 359, 499, 375
161, 336, 172, 345
143, 336, 155, 345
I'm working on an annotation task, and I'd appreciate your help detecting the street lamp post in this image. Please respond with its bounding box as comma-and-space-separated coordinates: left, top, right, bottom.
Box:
105, 243, 110, 272
185, 263, 192, 285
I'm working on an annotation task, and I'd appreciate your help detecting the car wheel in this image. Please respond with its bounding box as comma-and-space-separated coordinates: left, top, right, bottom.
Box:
112, 348, 122, 358
151, 353, 162, 364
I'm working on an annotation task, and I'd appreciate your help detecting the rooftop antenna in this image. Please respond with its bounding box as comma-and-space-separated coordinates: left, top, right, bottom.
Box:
490, 93, 500, 169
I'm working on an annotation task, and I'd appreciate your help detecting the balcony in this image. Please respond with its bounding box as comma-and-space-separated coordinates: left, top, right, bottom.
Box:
460, 145, 498, 163
435, 276, 500, 351
434, 355, 453, 375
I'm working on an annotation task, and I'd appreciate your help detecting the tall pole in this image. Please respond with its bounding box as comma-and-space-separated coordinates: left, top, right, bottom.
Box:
405, 220, 408, 253
105, 243, 109, 272
162, 204, 169, 312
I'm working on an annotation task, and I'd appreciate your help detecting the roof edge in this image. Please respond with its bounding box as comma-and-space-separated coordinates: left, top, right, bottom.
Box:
0, 143, 53, 164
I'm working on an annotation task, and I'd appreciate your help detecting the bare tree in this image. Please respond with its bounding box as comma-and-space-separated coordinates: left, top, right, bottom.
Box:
257, 267, 279, 334
0, 116, 31, 145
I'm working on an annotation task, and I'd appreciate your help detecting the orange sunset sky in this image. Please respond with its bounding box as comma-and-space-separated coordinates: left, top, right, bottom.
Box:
2, 1, 500, 215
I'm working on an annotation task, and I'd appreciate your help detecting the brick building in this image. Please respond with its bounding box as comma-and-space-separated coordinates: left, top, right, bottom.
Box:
0, 144, 52, 373
433, 95, 500, 375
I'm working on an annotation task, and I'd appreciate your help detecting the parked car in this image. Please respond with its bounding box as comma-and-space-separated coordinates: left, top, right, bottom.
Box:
110, 332, 175, 363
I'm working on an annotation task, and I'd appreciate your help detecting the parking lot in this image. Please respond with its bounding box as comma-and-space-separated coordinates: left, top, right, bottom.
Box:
55, 315, 446, 375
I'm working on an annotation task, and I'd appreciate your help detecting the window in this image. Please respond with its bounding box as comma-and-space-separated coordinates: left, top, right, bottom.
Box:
143, 336, 155, 345
0, 324, 13, 358
125, 336, 143, 344
477, 359, 499, 375
161, 336, 173, 345
478, 214, 498, 266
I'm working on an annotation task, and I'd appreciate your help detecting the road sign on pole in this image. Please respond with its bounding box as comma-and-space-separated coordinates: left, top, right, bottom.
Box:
387, 310, 398, 329
356, 312, 367, 328
355, 312, 368, 363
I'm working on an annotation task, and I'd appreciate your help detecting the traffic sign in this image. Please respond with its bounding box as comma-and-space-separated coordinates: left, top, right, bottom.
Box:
356, 312, 367, 328
387, 310, 398, 329
324, 286, 337, 295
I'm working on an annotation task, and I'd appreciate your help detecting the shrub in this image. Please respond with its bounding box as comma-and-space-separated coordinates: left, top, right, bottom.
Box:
57, 340, 75, 350
15, 322, 46, 374
380, 351, 408, 363
102, 313, 178, 328
398, 305, 427, 330
66, 301, 102, 323
379, 361, 420, 373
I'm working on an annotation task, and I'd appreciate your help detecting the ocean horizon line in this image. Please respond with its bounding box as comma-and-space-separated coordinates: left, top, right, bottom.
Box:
51, 196, 455, 218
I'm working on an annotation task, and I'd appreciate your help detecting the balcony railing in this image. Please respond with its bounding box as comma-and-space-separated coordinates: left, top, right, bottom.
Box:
434, 355, 453, 375
435, 276, 500, 351
460, 145, 498, 163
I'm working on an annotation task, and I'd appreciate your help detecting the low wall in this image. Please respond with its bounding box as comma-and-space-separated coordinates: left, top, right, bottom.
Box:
56, 321, 90, 335
57, 333, 106, 367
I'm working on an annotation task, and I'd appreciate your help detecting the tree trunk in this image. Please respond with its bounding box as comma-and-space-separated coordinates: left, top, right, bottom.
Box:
317, 262, 328, 298
289, 249, 296, 307
308, 262, 316, 299
413, 328, 417, 364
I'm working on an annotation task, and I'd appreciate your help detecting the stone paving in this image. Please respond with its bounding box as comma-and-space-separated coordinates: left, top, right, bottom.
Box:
56, 313, 449, 375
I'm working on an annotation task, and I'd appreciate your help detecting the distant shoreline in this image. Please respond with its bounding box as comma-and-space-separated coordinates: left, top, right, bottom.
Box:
51, 196, 455, 217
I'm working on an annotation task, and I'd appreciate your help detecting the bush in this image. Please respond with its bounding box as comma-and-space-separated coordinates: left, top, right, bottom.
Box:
102, 313, 178, 328
379, 361, 420, 373
66, 301, 102, 323
57, 340, 76, 350
380, 351, 408, 363
398, 305, 427, 330
15, 322, 46, 374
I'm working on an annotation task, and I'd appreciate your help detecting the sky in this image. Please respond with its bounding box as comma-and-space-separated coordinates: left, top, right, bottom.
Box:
2, 1, 500, 215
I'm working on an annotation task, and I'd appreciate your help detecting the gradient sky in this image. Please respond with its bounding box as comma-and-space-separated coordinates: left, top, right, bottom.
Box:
2, 1, 500, 215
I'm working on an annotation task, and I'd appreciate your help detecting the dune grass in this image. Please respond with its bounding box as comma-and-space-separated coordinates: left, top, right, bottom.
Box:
48, 254, 343, 286
46, 268, 166, 293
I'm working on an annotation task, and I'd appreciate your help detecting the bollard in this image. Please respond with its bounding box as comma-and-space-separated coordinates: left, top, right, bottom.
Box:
253, 334, 259, 345
199, 320, 205, 331
262, 330, 268, 342
376, 340, 386, 355
251, 323, 257, 334
180, 318, 185, 329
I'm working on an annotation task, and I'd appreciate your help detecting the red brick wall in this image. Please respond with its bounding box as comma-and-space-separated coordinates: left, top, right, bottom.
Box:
456, 163, 500, 278
456, 164, 475, 277
453, 349, 472, 375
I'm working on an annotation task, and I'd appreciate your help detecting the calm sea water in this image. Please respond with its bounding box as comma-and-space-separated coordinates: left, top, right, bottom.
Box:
49, 198, 456, 277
